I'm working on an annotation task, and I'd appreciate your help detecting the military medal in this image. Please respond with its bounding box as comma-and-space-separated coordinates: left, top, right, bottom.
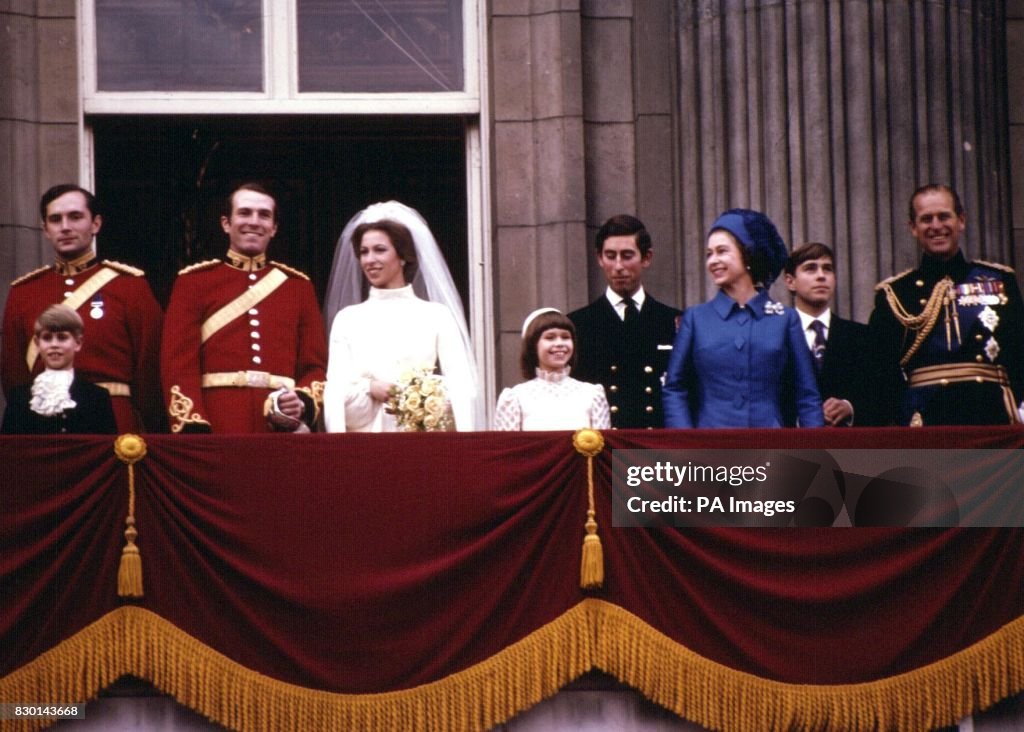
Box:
979, 306, 1000, 332
956, 280, 1007, 307
985, 337, 1000, 362
90, 294, 104, 320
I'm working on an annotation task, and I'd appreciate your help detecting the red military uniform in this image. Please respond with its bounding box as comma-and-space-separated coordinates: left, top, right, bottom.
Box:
161, 252, 327, 433
2, 252, 165, 433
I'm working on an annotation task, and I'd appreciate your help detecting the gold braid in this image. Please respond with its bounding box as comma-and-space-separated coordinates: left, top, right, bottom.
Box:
881, 276, 954, 367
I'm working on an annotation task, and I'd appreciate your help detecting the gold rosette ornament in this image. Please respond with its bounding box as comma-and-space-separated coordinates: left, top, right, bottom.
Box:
573, 429, 605, 590
115, 433, 147, 464
114, 434, 147, 598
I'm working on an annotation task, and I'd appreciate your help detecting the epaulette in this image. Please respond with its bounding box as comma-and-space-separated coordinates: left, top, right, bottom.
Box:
271, 261, 310, 281
102, 260, 145, 277
10, 265, 52, 287
177, 259, 221, 275
874, 268, 914, 291
974, 259, 1015, 274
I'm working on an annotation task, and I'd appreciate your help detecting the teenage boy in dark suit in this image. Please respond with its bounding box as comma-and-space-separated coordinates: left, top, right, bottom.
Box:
783, 242, 875, 426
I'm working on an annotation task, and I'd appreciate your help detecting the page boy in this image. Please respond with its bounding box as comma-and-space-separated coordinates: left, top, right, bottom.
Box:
1, 304, 117, 434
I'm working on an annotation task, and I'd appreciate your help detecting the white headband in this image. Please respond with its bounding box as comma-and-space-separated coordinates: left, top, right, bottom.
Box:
521, 307, 562, 338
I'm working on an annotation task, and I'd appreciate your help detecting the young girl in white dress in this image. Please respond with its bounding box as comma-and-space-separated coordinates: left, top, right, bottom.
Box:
492, 308, 611, 431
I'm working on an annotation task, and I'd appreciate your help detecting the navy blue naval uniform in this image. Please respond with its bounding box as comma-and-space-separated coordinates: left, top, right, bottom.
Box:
569, 293, 679, 428
662, 290, 823, 428
869, 251, 1024, 426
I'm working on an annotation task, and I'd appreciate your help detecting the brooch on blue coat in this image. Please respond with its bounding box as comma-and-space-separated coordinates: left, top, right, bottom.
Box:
763, 301, 784, 315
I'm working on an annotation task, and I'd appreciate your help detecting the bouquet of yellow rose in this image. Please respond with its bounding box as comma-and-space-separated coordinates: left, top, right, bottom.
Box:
386, 366, 455, 431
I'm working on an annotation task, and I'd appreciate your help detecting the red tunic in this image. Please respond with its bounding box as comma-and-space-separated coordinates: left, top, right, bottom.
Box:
1, 260, 165, 433
161, 259, 327, 433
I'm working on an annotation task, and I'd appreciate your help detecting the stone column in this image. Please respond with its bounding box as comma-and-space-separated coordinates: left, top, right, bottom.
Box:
0, 2, 81, 411
581, 0, 682, 307
1009, 1, 1024, 260
677, 0, 1012, 321
491, 0, 588, 389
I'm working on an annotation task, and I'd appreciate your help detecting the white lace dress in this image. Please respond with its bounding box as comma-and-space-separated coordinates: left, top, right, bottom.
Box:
492, 368, 611, 431
324, 285, 478, 432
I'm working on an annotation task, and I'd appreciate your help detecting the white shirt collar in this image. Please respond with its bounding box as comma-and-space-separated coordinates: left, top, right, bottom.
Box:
796, 306, 831, 332
605, 286, 647, 319
368, 284, 416, 301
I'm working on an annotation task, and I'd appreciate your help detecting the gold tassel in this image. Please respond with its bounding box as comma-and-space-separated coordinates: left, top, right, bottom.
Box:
580, 515, 604, 589
573, 429, 606, 590
118, 518, 143, 598
114, 434, 148, 598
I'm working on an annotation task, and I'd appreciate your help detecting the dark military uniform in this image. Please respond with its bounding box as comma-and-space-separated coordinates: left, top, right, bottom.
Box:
569, 291, 679, 428
868, 251, 1024, 425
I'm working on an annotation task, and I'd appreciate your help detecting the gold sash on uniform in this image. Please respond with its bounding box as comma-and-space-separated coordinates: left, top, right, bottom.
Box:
200, 269, 288, 344
26, 267, 119, 370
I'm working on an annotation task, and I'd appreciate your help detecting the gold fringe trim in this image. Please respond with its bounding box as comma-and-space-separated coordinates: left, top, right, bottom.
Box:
0, 604, 596, 732
2, 601, 1022, 732
590, 601, 1024, 732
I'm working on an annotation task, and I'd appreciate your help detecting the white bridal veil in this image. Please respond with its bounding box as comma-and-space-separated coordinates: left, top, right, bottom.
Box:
323, 201, 484, 430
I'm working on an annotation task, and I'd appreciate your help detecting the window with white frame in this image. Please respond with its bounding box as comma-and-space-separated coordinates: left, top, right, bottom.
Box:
83, 0, 479, 114
80, 0, 493, 410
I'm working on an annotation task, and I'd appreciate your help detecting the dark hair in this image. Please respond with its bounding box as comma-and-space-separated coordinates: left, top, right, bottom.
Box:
39, 184, 98, 220
224, 182, 278, 222
520, 311, 577, 380
351, 220, 419, 284
784, 242, 835, 277
34, 304, 84, 338
594, 214, 652, 256
908, 183, 963, 222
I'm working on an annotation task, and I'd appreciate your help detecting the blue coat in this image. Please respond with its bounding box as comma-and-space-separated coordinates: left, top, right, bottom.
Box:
663, 290, 824, 428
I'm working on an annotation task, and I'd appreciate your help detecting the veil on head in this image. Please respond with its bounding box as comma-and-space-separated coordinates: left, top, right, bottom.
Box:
323, 201, 484, 429
324, 202, 454, 321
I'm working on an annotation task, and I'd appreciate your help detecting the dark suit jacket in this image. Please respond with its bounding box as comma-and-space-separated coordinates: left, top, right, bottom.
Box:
819, 316, 877, 425
783, 315, 876, 426
1, 377, 118, 435
569, 294, 680, 428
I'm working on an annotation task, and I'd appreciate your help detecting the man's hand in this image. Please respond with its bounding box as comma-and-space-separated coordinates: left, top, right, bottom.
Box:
822, 397, 853, 426
276, 389, 304, 420
266, 388, 308, 432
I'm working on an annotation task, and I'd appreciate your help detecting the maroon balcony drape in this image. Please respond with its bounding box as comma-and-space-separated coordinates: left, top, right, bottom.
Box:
1, 428, 1022, 731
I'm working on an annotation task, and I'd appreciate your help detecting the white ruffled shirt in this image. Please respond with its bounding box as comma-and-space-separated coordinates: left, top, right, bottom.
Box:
492, 368, 611, 431
30, 369, 77, 417
324, 285, 478, 432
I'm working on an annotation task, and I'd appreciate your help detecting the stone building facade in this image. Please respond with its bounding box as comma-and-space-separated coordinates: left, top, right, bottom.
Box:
1, 0, 1022, 406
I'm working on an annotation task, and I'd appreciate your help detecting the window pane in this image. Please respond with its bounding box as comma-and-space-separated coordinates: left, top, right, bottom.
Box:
298, 0, 463, 93
96, 0, 263, 92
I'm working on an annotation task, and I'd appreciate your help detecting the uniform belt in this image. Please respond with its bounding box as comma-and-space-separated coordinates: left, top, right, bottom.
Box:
96, 382, 131, 397
201, 371, 295, 390
908, 363, 1009, 388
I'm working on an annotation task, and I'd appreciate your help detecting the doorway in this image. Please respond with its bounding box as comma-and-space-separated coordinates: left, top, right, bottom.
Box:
90, 116, 468, 309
